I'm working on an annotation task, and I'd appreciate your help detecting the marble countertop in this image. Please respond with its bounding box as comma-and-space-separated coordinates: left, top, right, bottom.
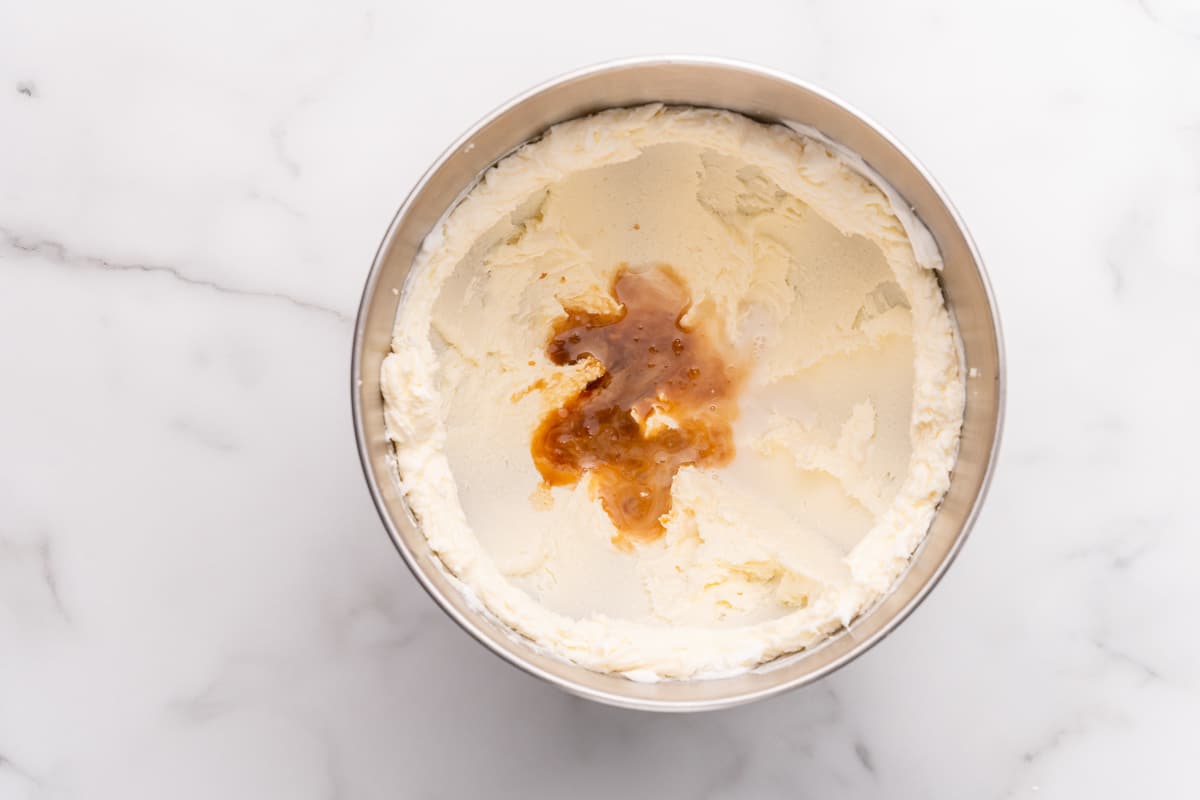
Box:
2, 1, 1197, 797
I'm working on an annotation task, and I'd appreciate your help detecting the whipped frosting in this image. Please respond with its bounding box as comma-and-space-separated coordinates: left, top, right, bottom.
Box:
381, 105, 965, 680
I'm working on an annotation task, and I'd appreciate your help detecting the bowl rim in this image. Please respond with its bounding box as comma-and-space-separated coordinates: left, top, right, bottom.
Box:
351, 55, 1006, 711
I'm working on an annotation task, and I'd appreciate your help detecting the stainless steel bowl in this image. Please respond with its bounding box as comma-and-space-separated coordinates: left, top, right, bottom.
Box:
352, 57, 1004, 712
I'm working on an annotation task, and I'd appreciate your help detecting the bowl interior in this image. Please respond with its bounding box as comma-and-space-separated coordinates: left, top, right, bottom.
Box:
353, 58, 1003, 712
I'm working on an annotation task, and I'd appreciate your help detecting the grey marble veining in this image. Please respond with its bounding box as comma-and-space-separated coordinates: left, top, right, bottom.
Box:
1, 0, 1197, 797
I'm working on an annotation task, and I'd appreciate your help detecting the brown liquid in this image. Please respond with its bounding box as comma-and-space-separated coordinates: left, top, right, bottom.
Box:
531, 265, 741, 548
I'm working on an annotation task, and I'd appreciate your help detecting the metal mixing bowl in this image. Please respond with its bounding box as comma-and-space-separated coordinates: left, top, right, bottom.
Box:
352, 57, 1004, 712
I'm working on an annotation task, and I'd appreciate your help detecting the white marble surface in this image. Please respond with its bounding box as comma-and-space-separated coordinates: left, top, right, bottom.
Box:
2, 0, 1198, 796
